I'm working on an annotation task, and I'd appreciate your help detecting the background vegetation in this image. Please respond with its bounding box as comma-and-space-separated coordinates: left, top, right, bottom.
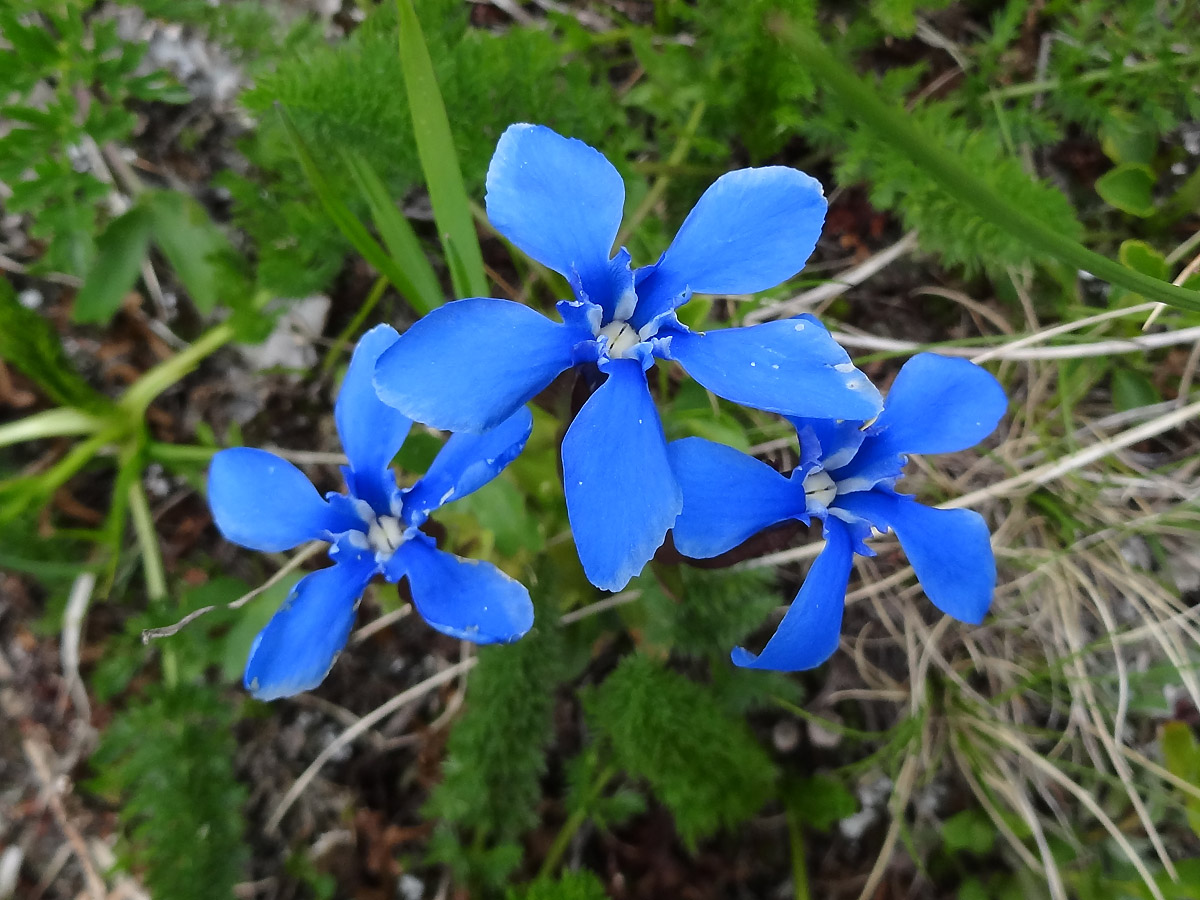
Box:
2, 1, 1200, 898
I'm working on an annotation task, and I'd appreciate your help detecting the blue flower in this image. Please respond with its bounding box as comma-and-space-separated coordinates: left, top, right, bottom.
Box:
669, 353, 1007, 671
373, 123, 883, 592
207, 324, 534, 700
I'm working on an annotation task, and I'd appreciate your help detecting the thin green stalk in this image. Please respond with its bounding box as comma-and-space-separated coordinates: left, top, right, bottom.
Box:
536, 765, 617, 879
776, 20, 1200, 313
616, 100, 707, 246
23, 425, 124, 497
321, 276, 388, 375
128, 479, 167, 601
146, 442, 217, 464
984, 50, 1200, 102
0, 407, 103, 449
786, 806, 810, 900
119, 321, 236, 417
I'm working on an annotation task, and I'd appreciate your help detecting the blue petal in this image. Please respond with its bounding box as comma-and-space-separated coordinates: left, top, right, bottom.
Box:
335, 324, 411, 514
562, 358, 682, 591
486, 124, 625, 315
632, 167, 826, 328
867, 353, 1006, 457
668, 437, 805, 559
243, 550, 377, 700
397, 534, 533, 643
834, 491, 995, 624
732, 518, 853, 670
402, 406, 534, 525
788, 417, 867, 472
208, 448, 359, 552
666, 316, 883, 421
374, 298, 583, 433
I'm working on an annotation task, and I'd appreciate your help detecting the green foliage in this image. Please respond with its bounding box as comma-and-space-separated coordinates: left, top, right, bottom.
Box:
0, 0, 186, 276
941, 808, 997, 855
583, 654, 777, 846
128, 0, 310, 62
88, 683, 247, 900
806, 83, 1083, 275
73, 205, 154, 324
0, 279, 109, 411
627, 0, 817, 162
229, 0, 619, 297
426, 593, 566, 886
1009, 0, 1200, 138
1161, 722, 1200, 840
394, 0, 488, 299
638, 565, 779, 659
870, 0, 955, 38
507, 871, 609, 900
1095, 164, 1157, 217
563, 747, 645, 832
786, 774, 857, 832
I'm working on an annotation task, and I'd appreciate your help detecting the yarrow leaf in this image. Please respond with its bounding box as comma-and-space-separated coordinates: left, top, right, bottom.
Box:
583, 654, 776, 847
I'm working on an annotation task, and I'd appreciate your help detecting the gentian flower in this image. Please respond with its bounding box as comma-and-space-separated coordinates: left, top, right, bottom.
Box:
373, 123, 883, 591
668, 353, 1006, 670
207, 324, 534, 700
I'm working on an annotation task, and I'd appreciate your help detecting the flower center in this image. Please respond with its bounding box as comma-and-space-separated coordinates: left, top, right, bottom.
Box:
366, 514, 405, 554
349, 498, 406, 557
802, 469, 837, 509
597, 320, 641, 358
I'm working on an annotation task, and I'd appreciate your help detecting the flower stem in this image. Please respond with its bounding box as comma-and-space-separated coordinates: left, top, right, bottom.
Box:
786, 806, 811, 900
118, 321, 236, 418
128, 478, 167, 602
536, 764, 617, 879
0, 407, 104, 449
774, 18, 1200, 314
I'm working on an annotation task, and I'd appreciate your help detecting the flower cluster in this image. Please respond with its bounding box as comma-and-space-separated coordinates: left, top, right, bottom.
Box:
208, 125, 1006, 697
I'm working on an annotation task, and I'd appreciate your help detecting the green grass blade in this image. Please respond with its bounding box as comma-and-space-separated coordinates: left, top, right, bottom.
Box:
342, 150, 444, 315
394, 0, 489, 299
276, 104, 429, 305
776, 18, 1200, 314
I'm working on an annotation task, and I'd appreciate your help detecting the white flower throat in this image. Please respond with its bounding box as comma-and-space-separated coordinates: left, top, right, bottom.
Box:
349, 498, 405, 556
801, 469, 837, 509
593, 286, 657, 360
597, 320, 641, 357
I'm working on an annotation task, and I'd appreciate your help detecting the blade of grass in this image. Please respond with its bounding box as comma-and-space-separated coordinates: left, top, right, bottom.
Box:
775, 18, 1200, 314
342, 151, 444, 315
128, 478, 166, 602
275, 105, 427, 304
394, 0, 488, 299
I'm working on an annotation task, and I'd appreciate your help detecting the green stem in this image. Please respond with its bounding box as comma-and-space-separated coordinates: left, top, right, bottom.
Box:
146, 441, 217, 464
984, 50, 1200, 102
616, 100, 707, 246
321, 276, 388, 374
118, 321, 235, 418
536, 765, 617, 879
0, 407, 103, 449
776, 20, 1200, 314
29, 425, 125, 496
786, 806, 810, 900
128, 478, 167, 601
